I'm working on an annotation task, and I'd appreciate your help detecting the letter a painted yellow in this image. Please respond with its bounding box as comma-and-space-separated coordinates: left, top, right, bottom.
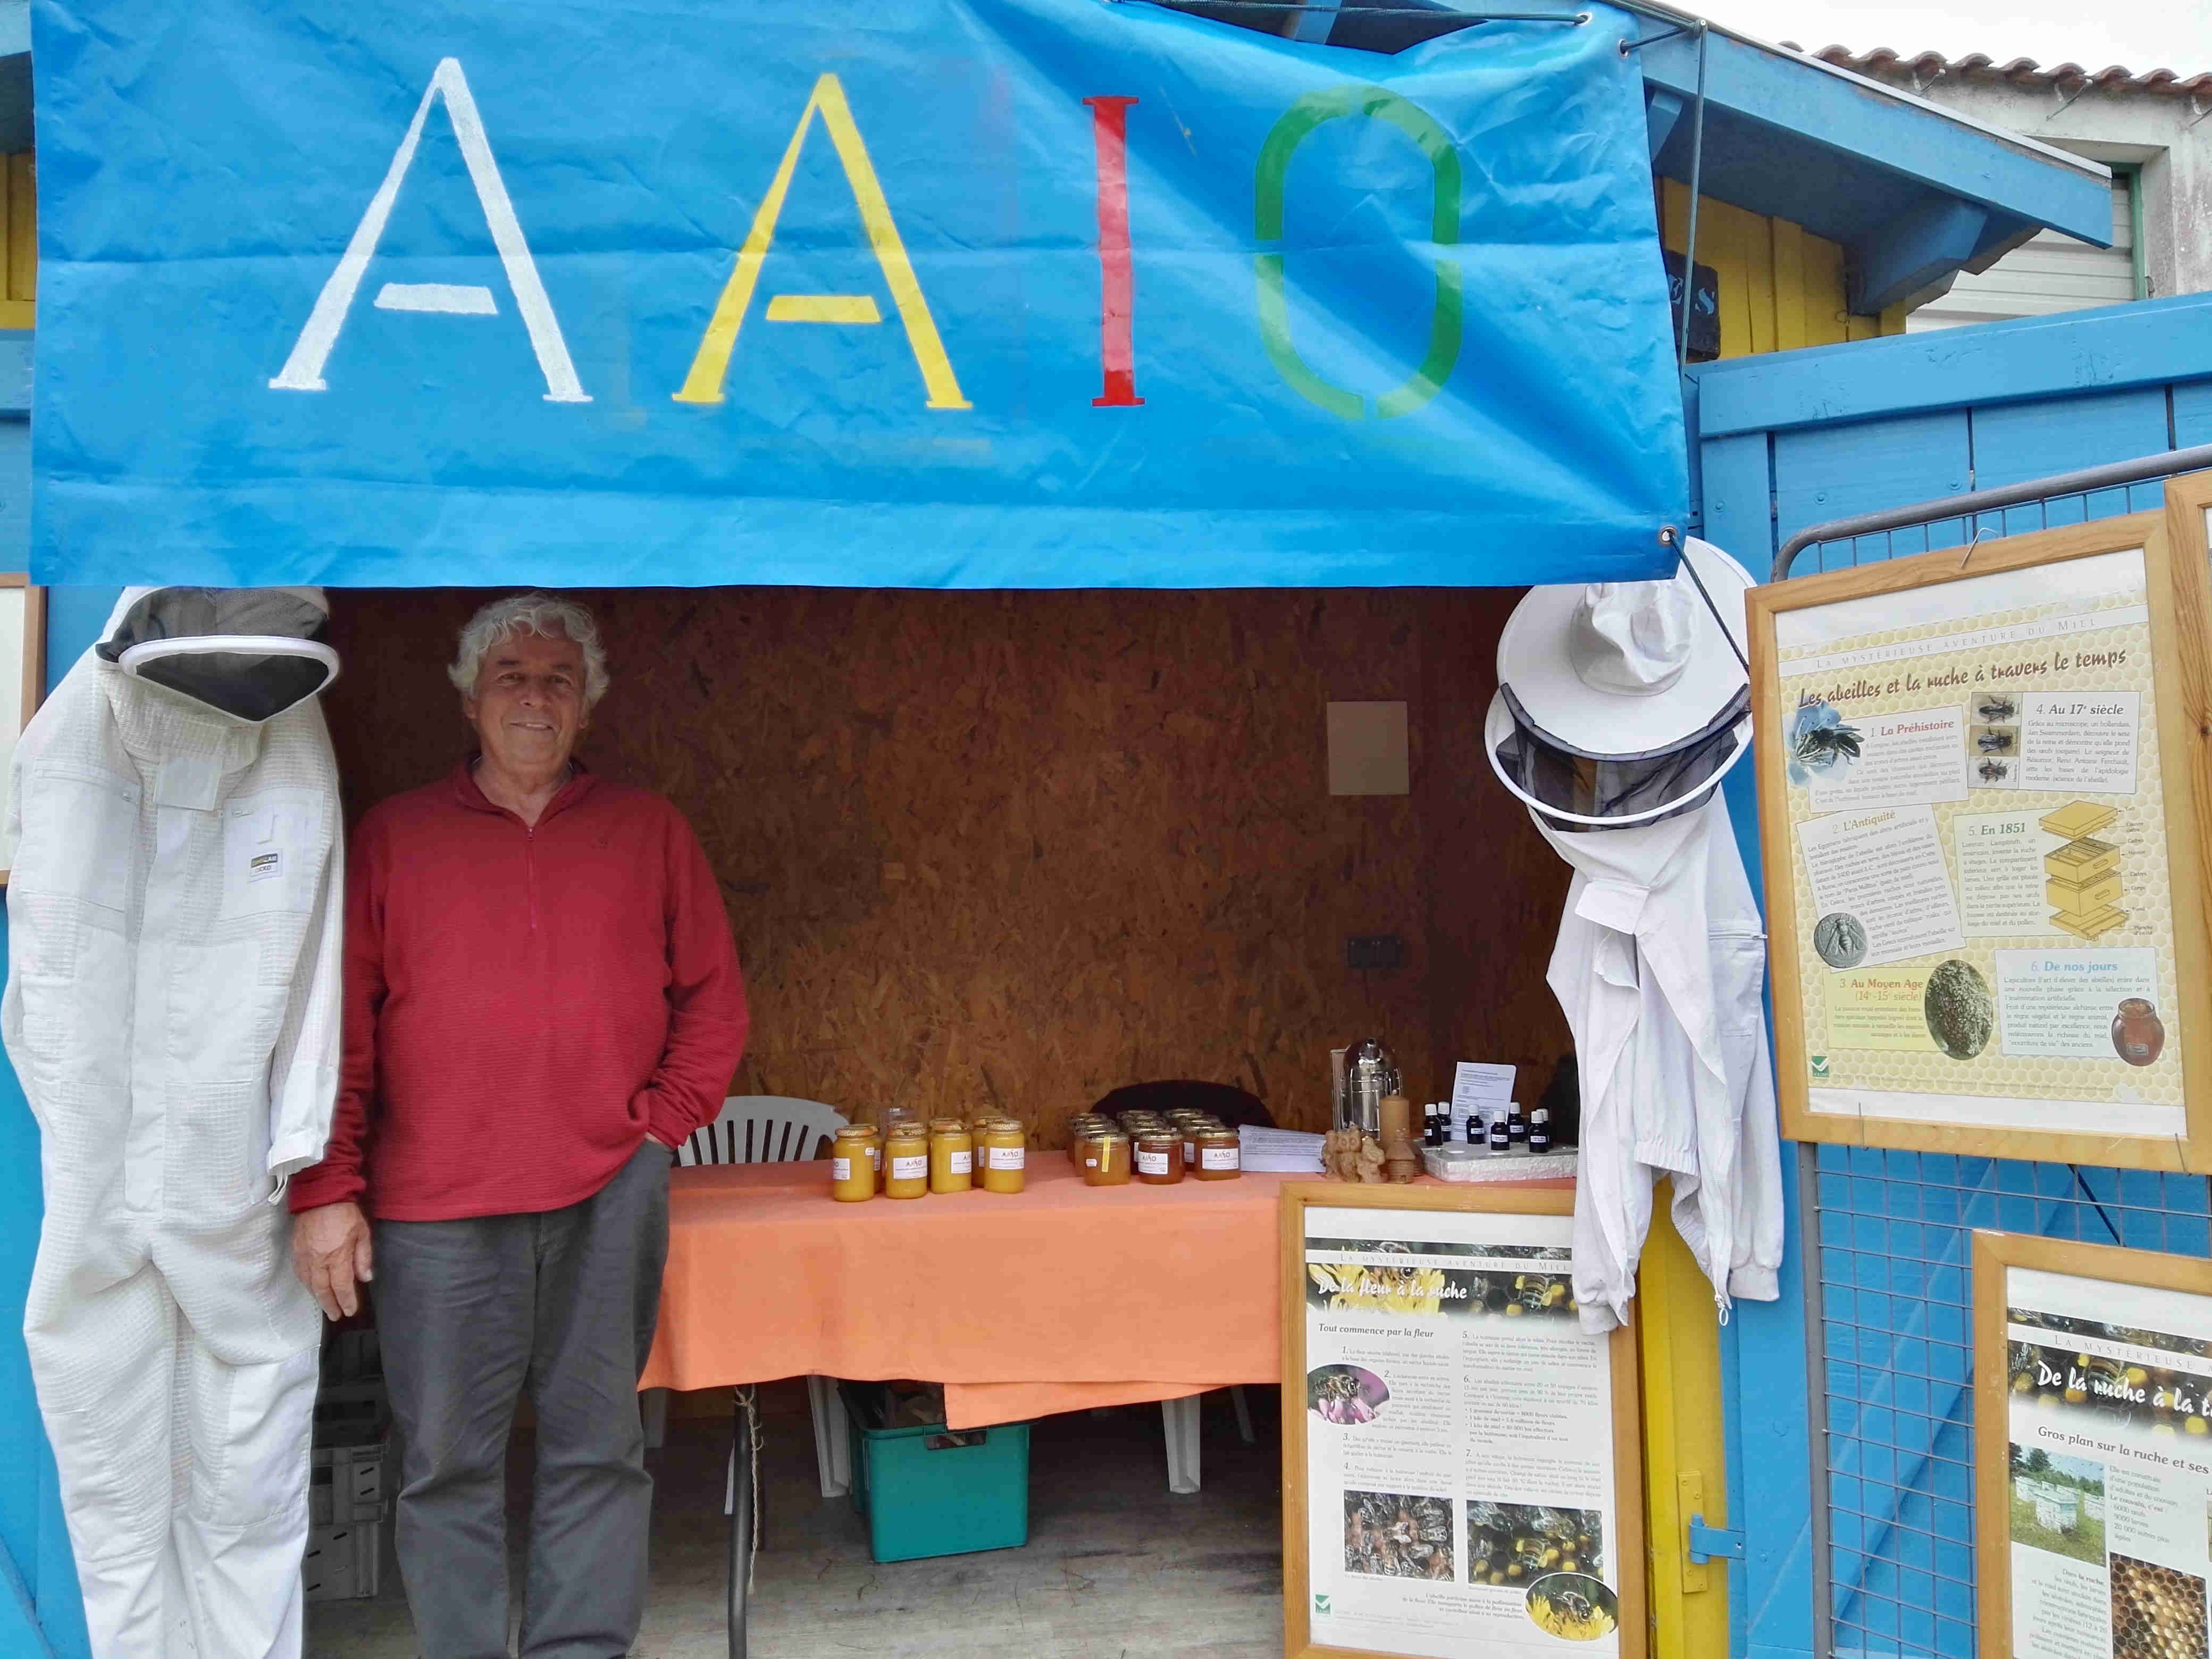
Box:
674, 75, 968, 409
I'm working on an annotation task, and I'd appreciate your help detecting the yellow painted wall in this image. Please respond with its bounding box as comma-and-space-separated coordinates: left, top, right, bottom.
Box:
1661, 180, 1907, 359
0, 153, 32, 329
1645, 189, 1897, 1657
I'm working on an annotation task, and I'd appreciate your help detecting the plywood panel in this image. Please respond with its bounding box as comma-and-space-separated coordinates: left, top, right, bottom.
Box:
323, 589, 1569, 1146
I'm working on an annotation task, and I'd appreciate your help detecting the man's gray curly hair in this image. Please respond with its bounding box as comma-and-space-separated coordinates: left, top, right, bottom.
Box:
448, 592, 610, 710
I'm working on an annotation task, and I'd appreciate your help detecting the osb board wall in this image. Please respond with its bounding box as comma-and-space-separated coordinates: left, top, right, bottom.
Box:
322, 589, 1572, 1145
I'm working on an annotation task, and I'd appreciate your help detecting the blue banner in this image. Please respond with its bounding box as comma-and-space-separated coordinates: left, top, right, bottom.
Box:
30, 0, 1686, 589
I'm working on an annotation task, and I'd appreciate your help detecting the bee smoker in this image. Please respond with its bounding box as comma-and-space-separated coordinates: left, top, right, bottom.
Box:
1337, 1038, 1399, 1135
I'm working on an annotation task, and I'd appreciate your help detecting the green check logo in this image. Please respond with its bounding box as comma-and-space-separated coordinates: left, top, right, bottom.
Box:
1314, 1594, 1330, 1615
1811, 1055, 1830, 1078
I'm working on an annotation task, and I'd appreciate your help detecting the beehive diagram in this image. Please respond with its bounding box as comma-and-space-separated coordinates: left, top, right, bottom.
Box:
2042, 800, 2126, 941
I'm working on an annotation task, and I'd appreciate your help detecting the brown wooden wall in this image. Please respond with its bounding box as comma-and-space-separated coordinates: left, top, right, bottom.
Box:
323, 588, 1571, 1144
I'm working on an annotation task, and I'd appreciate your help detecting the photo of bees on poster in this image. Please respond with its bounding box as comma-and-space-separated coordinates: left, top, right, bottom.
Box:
1304, 1238, 1577, 1320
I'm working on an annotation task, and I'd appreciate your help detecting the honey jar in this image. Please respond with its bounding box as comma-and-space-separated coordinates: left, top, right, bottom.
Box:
884, 1125, 930, 1199
831, 1128, 877, 1202
981, 1120, 1027, 1194
1066, 1116, 1109, 1166
1081, 1129, 1133, 1186
851, 1124, 883, 1174
1193, 1126, 1241, 1180
929, 1120, 974, 1194
1175, 1115, 1220, 1169
1134, 1129, 1183, 1185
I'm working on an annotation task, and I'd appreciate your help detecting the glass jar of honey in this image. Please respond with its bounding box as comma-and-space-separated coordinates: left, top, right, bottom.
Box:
831, 1128, 877, 1202
851, 1124, 883, 1174
1193, 1126, 1241, 1180
981, 1120, 1027, 1193
928, 1121, 974, 1194
884, 1126, 930, 1199
1066, 1116, 1108, 1166
1081, 1129, 1133, 1186
1175, 1115, 1219, 1170
1134, 1129, 1183, 1185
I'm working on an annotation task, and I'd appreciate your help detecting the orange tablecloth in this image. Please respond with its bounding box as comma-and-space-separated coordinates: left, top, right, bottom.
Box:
641, 1158, 1296, 1427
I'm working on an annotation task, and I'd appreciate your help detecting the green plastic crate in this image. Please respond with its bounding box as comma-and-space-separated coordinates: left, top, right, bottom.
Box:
842, 1387, 1030, 1563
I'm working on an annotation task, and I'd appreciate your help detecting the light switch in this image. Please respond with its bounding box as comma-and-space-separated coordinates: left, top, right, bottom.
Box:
1327, 701, 1409, 796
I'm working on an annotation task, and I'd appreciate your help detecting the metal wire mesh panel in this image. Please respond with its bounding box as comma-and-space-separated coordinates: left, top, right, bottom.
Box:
1816, 1146, 2211, 1658
1791, 456, 2212, 1658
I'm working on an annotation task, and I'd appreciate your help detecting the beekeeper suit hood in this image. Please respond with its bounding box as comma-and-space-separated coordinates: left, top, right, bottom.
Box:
94, 584, 338, 723
8, 584, 343, 1659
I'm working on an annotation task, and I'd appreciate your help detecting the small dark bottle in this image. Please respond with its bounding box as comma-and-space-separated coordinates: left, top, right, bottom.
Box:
1424, 1103, 1442, 1147
1464, 1114, 1483, 1146
1529, 1107, 1552, 1155
1487, 1113, 1509, 1154
1507, 1109, 1529, 1156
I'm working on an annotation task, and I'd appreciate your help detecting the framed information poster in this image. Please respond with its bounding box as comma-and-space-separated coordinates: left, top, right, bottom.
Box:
1974, 1230, 2212, 1657
1279, 1184, 1644, 1659
1746, 512, 2212, 1168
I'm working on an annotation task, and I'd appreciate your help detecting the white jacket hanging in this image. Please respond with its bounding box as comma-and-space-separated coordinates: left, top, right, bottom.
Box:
1535, 792, 1783, 1334
6, 586, 342, 1659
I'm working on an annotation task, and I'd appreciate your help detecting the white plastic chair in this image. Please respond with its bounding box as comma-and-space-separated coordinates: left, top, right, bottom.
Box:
643, 1095, 854, 1498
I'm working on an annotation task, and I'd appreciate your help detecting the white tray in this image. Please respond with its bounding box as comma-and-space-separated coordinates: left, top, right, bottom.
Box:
1422, 1145, 1577, 1183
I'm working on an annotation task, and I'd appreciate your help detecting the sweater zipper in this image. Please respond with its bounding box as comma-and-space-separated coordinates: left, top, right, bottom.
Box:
526, 822, 539, 933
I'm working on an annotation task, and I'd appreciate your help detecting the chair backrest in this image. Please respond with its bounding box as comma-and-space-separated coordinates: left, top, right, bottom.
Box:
678, 1095, 850, 1166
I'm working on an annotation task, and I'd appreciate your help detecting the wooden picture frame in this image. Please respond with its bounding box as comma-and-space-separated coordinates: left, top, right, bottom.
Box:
1279, 1183, 1645, 1659
1746, 510, 2212, 1169
1972, 1229, 2212, 1656
0, 574, 45, 884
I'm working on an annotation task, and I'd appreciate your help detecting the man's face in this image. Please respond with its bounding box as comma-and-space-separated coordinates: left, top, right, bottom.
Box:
464, 627, 586, 776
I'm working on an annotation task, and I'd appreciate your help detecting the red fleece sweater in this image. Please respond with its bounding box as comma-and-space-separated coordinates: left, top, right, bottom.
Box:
288, 763, 748, 1220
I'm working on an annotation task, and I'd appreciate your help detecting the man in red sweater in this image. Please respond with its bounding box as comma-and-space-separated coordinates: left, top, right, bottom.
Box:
288, 593, 747, 1659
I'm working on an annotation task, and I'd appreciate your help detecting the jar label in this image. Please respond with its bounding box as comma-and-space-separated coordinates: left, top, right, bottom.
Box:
1201, 1146, 1238, 1170
1183, 1139, 1196, 1161
891, 1154, 927, 1180
987, 1146, 1025, 1170
950, 1149, 974, 1176
832, 1157, 852, 1182
1085, 1156, 1099, 1169
1137, 1149, 1170, 1176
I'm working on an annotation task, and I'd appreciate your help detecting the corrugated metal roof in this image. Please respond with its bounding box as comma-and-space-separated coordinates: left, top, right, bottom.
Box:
1803, 45, 2212, 98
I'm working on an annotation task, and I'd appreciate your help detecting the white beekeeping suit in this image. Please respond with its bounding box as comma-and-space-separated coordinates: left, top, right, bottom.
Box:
5, 587, 342, 1659
1486, 537, 1785, 1336
1532, 794, 1783, 1331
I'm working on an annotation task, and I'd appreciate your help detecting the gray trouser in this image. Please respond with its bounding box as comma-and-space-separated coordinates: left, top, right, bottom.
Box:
374, 1141, 672, 1659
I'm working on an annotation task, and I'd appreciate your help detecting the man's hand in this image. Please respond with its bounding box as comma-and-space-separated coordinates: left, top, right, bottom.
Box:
292, 1201, 373, 1321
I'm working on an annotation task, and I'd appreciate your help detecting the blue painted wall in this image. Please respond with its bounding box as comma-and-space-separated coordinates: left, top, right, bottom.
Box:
0, 584, 116, 1659
1688, 290, 2212, 1659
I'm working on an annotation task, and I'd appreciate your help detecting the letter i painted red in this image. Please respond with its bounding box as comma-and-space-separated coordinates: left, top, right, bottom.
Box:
1084, 96, 1142, 407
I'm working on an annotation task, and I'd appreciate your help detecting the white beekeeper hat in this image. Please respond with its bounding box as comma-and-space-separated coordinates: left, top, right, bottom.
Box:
1486, 538, 1756, 830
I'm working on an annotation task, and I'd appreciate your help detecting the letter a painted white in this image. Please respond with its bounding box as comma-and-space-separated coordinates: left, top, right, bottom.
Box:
270, 58, 589, 401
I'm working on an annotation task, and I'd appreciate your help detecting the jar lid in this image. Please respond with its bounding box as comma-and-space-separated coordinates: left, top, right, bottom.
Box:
1090, 1128, 1130, 1144
1135, 1127, 1179, 1143
1196, 1126, 1239, 1142
833, 1126, 872, 1140
886, 1124, 929, 1142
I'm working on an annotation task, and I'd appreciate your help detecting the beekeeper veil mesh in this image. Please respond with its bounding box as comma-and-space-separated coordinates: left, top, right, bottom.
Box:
1485, 537, 1754, 832
95, 586, 338, 723
1486, 683, 1748, 832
